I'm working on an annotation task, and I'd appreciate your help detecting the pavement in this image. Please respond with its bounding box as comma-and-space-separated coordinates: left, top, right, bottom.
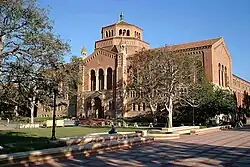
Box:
27, 126, 250, 167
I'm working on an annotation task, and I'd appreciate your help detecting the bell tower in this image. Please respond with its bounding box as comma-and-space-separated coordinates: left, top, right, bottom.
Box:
95, 13, 150, 55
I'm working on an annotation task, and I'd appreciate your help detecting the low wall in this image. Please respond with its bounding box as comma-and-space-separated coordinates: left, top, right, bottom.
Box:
191, 125, 232, 135
46, 120, 64, 127
0, 136, 154, 166
162, 126, 200, 133
59, 133, 143, 146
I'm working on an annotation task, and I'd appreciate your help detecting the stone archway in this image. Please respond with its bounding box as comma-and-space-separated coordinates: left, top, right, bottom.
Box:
94, 97, 104, 118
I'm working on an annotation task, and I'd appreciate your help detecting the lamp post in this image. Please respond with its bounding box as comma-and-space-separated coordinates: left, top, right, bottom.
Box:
51, 83, 58, 140
112, 53, 118, 119
192, 99, 195, 126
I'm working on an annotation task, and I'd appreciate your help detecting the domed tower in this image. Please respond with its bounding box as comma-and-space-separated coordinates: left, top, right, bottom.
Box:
95, 13, 150, 55
82, 13, 150, 119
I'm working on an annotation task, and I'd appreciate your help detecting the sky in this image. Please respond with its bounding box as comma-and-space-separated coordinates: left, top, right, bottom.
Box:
38, 0, 250, 81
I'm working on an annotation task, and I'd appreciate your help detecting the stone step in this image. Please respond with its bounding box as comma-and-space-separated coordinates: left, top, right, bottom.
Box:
147, 133, 180, 140
0, 136, 154, 167
59, 133, 142, 146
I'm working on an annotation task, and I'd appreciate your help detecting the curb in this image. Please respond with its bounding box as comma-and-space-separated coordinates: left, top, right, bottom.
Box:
0, 136, 154, 167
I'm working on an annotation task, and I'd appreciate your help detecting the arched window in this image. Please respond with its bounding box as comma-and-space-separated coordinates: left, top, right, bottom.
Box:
126, 30, 130, 36
134, 31, 136, 37
108, 30, 111, 37
119, 29, 122, 36
132, 103, 136, 111
221, 65, 224, 87
107, 67, 113, 90
105, 31, 108, 38
98, 68, 104, 90
218, 63, 221, 86
138, 103, 141, 111
109, 101, 112, 110
138, 33, 141, 39
225, 66, 227, 87
111, 30, 114, 36
123, 29, 126, 36
143, 103, 146, 111
90, 70, 96, 91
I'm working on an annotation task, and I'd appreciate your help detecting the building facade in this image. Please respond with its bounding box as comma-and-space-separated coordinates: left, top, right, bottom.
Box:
37, 14, 250, 118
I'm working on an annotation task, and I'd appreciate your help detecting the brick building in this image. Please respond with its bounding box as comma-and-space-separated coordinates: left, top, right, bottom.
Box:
37, 13, 250, 118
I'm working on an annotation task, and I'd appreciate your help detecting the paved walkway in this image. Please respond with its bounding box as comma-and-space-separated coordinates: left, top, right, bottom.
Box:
33, 127, 250, 167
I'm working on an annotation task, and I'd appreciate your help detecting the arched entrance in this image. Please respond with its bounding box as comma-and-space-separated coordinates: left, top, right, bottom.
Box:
94, 97, 104, 118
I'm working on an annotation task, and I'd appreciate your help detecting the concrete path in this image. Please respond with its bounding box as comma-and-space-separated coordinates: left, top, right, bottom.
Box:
31, 127, 250, 167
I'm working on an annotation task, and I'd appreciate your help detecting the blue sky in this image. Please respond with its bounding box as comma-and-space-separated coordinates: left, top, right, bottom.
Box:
38, 0, 250, 81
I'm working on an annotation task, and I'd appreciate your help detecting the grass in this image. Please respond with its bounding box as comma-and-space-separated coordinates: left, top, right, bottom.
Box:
199, 126, 208, 129
0, 126, 141, 154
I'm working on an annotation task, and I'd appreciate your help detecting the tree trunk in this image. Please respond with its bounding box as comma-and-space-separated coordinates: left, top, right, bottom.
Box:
166, 96, 173, 128
149, 103, 157, 118
168, 110, 173, 128
14, 105, 18, 116
30, 96, 36, 124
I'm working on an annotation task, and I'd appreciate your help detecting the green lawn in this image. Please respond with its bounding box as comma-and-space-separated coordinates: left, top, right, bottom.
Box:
0, 126, 141, 154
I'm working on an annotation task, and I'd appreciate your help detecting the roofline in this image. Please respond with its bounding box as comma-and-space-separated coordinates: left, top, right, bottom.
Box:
101, 21, 143, 31
153, 37, 222, 51
232, 74, 250, 85
95, 36, 150, 45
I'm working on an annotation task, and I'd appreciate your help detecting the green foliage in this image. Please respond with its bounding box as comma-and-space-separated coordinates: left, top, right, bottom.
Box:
196, 87, 236, 122
0, 0, 83, 118
242, 91, 250, 109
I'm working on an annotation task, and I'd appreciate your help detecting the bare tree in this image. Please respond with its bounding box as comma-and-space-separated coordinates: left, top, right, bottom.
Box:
128, 48, 204, 128
128, 49, 165, 116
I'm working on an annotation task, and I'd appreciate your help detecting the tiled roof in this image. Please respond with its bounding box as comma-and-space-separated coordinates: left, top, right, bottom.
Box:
159, 37, 222, 51
102, 21, 143, 30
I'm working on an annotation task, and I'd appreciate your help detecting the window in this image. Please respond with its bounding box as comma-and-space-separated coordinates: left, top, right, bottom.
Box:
123, 29, 126, 36
221, 65, 224, 86
90, 70, 96, 91
132, 103, 136, 111
143, 103, 146, 111
218, 63, 221, 86
109, 101, 112, 110
119, 29, 122, 36
126, 30, 130, 36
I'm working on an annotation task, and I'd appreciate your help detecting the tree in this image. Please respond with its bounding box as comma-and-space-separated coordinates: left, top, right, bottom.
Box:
127, 49, 164, 116
128, 48, 202, 128
243, 91, 250, 110
0, 0, 82, 121
196, 87, 236, 124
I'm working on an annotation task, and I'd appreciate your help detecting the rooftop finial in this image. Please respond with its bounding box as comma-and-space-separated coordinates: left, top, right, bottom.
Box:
119, 12, 124, 21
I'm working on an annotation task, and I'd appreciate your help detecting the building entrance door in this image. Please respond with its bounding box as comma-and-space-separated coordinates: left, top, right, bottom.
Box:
94, 97, 104, 118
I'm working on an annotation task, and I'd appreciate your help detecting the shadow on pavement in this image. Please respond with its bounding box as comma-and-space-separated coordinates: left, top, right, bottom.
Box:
2, 127, 250, 167
26, 128, 250, 167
